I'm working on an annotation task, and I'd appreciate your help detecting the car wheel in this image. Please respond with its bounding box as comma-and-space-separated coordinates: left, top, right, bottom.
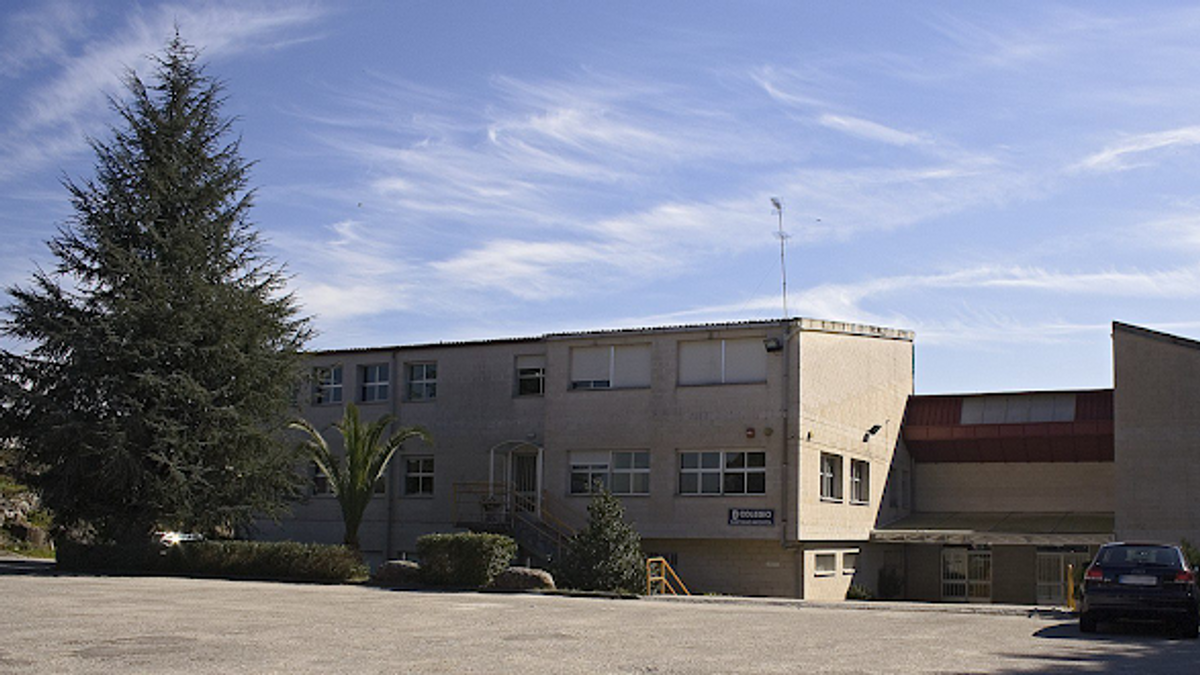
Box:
1079, 611, 1098, 634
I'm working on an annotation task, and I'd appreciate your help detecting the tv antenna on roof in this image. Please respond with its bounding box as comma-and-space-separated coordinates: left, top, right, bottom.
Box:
771, 197, 789, 318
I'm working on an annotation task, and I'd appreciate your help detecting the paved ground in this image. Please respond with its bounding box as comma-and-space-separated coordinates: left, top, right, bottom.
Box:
2, 557, 1198, 674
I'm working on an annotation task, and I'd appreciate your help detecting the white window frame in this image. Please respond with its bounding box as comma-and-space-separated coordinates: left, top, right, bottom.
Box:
850, 459, 870, 505
677, 338, 767, 385
404, 456, 434, 496
820, 453, 843, 503
516, 356, 545, 397
610, 450, 650, 495
311, 461, 332, 496
569, 450, 650, 495
312, 365, 343, 405
842, 550, 859, 575
360, 363, 389, 403
814, 552, 837, 576
406, 362, 437, 401
679, 450, 766, 496
570, 344, 650, 390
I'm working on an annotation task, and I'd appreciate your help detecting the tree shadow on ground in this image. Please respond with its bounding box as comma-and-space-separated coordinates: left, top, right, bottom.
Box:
989, 620, 1200, 674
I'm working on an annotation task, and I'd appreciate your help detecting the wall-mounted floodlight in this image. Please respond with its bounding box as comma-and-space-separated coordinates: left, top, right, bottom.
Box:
763, 337, 784, 353
862, 424, 883, 443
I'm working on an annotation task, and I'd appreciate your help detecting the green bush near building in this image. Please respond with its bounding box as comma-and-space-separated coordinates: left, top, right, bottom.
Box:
416, 532, 517, 587
554, 486, 646, 594
56, 540, 367, 583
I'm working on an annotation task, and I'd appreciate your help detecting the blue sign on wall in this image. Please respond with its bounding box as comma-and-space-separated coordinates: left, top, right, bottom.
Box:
729, 508, 774, 526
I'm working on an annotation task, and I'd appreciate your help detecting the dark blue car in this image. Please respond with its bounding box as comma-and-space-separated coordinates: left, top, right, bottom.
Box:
1079, 542, 1199, 638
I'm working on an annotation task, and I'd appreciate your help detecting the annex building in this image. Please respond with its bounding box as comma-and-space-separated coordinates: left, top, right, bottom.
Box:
258, 319, 1200, 605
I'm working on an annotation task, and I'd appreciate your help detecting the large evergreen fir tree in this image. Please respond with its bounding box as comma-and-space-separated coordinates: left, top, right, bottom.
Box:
0, 35, 311, 543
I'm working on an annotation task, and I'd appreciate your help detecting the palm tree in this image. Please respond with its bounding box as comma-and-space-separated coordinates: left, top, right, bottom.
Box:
290, 403, 431, 551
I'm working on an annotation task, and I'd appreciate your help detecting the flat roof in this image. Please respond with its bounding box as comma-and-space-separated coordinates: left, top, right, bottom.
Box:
872, 511, 1115, 546
306, 316, 914, 356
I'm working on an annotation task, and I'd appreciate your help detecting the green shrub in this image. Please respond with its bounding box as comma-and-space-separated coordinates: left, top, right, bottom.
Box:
416, 532, 516, 587
846, 584, 874, 600
1181, 539, 1200, 568
554, 486, 645, 593
56, 540, 366, 582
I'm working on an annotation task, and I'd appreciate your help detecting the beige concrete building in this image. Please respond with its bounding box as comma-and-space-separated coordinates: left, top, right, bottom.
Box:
1114, 322, 1200, 546
875, 388, 1115, 605
259, 318, 914, 600
260, 318, 1200, 604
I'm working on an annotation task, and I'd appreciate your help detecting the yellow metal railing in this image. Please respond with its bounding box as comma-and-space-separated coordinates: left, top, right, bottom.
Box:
646, 556, 690, 596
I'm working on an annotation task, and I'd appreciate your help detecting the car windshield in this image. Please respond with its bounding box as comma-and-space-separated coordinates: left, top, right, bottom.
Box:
1096, 545, 1181, 568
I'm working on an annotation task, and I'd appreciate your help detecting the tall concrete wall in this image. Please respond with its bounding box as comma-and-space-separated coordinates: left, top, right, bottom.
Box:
260, 318, 916, 598
643, 538, 797, 597
1114, 323, 1200, 544
796, 326, 914, 541
914, 463, 1114, 513
542, 325, 786, 541
258, 340, 547, 559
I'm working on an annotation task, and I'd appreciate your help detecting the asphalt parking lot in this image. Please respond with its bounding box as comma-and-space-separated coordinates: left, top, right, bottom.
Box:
2, 557, 1198, 674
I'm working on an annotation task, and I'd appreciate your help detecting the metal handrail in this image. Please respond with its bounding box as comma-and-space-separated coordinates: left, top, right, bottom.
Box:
646, 556, 690, 596
451, 482, 580, 563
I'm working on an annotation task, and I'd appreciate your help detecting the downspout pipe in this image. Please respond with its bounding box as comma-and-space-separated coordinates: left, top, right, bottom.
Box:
385, 349, 399, 559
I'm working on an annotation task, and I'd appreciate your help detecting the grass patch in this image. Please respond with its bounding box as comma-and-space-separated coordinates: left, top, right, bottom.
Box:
1, 541, 55, 559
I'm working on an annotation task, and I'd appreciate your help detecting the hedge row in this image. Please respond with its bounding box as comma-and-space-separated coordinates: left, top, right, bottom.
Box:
416, 532, 516, 587
56, 540, 367, 583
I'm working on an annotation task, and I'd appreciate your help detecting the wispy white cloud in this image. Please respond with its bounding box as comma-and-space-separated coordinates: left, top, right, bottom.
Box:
628, 263, 1200, 346
0, 1, 325, 183
1073, 126, 1200, 173
750, 65, 832, 109
0, 0, 94, 78
817, 114, 924, 147
279, 219, 415, 322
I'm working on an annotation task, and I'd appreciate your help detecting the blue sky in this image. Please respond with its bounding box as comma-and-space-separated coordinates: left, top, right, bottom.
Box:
3, 1, 1200, 394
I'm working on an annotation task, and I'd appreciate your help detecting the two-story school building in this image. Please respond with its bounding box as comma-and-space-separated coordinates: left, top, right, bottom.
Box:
257, 318, 1200, 604
258, 317, 914, 601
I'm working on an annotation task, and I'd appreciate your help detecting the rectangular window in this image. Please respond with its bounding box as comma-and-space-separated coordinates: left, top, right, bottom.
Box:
678, 338, 767, 385
360, 363, 389, 403
843, 551, 859, 575
311, 462, 331, 495
820, 453, 843, 502
850, 459, 870, 505
611, 450, 651, 495
570, 450, 649, 495
679, 451, 766, 495
406, 362, 437, 401
570, 344, 651, 390
404, 457, 434, 496
815, 552, 837, 576
312, 365, 343, 405
516, 355, 545, 396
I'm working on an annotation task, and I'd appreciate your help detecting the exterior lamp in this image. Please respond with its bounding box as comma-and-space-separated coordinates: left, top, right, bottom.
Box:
863, 424, 882, 443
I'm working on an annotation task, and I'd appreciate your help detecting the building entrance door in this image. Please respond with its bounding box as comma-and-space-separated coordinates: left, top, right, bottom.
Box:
942, 548, 992, 602
1036, 550, 1092, 605
511, 452, 539, 512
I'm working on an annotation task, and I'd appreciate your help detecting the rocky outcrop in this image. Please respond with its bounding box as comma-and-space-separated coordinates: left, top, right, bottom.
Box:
0, 481, 49, 548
